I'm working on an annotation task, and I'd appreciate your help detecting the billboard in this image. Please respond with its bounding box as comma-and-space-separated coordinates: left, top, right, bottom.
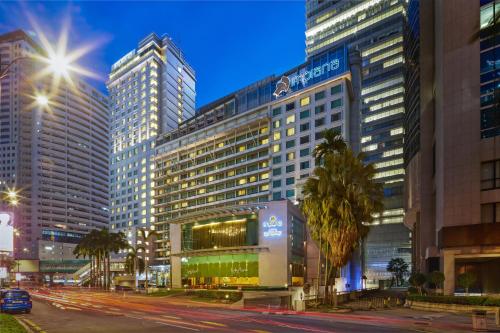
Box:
0, 212, 13, 253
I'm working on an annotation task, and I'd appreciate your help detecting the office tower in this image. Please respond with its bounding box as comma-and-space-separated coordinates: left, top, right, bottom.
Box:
305, 0, 410, 284
153, 45, 364, 288
0, 30, 109, 264
404, 0, 500, 295
107, 33, 195, 251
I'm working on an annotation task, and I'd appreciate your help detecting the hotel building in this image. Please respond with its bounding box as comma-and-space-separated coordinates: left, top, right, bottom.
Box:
404, 0, 500, 294
0, 30, 109, 267
305, 0, 410, 283
107, 33, 195, 253
153, 45, 364, 288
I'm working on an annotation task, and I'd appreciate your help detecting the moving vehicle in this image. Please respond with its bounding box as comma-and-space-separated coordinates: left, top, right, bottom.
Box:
0, 289, 32, 313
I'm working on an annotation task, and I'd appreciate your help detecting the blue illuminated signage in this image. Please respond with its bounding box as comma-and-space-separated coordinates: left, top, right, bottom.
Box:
263, 215, 283, 238
273, 46, 347, 99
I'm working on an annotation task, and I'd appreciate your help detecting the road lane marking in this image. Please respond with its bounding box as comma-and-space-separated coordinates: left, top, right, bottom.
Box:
161, 315, 182, 320
200, 321, 227, 327
155, 321, 200, 331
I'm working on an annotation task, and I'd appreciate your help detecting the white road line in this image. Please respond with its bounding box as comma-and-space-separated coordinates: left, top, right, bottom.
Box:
155, 321, 200, 331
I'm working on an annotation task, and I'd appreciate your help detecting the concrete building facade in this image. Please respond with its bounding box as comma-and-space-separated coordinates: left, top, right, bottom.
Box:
0, 30, 109, 264
404, 0, 500, 294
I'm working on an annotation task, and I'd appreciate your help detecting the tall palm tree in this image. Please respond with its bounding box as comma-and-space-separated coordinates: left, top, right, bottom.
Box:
125, 245, 146, 291
136, 228, 158, 292
74, 229, 128, 289
313, 129, 346, 164
107, 231, 128, 290
301, 132, 383, 304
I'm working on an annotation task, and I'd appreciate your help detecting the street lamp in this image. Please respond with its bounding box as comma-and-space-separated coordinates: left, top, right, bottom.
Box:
36, 95, 49, 107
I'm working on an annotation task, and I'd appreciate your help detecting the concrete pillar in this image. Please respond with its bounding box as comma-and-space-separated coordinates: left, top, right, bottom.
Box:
170, 224, 182, 288
348, 49, 362, 154
442, 250, 455, 295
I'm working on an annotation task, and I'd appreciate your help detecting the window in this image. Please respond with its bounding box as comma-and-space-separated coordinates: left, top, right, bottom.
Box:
273, 180, 282, 188
331, 85, 342, 95
286, 164, 295, 173
273, 192, 282, 200
272, 107, 281, 117
273, 131, 281, 141
300, 148, 310, 157
273, 168, 282, 176
300, 123, 310, 132
286, 152, 295, 161
286, 177, 295, 185
300, 110, 310, 119
273, 120, 281, 128
481, 203, 500, 223
300, 161, 310, 170
315, 118, 326, 127
286, 102, 295, 111
300, 96, 310, 107
286, 114, 296, 124
315, 131, 325, 140
315, 91, 325, 100
331, 112, 341, 122
286, 127, 295, 136
331, 98, 343, 109
315, 105, 325, 114
273, 156, 282, 164
286, 189, 295, 198
273, 144, 281, 153
286, 140, 296, 149
481, 160, 500, 190
300, 135, 310, 145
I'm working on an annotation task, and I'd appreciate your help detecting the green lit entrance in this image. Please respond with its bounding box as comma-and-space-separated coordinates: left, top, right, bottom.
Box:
181, 253, 259, 286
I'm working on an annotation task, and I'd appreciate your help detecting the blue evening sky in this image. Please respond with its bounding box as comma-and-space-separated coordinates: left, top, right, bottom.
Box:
0, 1, 305, 107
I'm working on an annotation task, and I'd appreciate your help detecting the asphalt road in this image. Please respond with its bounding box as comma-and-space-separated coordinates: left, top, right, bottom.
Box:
10, 289, 494, 333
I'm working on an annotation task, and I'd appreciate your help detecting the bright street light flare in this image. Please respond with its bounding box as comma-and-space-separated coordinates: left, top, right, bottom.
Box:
36, 95, 49, 106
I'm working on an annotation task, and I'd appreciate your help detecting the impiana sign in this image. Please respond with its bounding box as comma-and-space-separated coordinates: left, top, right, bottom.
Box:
263, 215, 283, 238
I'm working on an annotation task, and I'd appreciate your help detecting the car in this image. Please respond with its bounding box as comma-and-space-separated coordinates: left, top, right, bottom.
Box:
0, 289, 32, 313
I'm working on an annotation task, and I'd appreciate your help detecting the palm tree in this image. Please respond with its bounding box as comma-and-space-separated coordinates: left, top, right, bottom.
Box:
74, 229, 128, 290
106, 231, 128, 290
313, 129, 346, 164
136, 228, 158, 292
301, 131, 383, 305
125, 245, 146, 291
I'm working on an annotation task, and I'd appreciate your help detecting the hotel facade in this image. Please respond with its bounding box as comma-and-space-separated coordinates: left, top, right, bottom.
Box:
107, 33, 195, 254
153, 45, 364, 288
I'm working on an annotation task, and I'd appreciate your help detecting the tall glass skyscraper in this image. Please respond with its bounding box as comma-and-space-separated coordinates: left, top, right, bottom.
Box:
107, 33, 195, 253
305, 0, 411, 283
480, 0, 500, 139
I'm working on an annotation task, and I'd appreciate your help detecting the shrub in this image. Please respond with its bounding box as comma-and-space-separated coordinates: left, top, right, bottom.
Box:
185, 290, 242, 302
428, 271, 445, 290
407, 295, 488, 305
484, 298, 500, 306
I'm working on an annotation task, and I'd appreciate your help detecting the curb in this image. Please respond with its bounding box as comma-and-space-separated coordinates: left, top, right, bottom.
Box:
15, 317, 35, 333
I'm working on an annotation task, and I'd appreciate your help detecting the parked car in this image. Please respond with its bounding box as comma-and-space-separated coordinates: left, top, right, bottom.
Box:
0, 289, 32, 313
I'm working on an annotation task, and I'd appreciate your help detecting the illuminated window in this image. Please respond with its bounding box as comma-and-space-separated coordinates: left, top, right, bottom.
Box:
300, 96, 310, 107
273, 132, 281, 141
273, 120, 281, 128
273, 144, 281, 153
286, 115, 295, 124
286, 127, 295, 136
